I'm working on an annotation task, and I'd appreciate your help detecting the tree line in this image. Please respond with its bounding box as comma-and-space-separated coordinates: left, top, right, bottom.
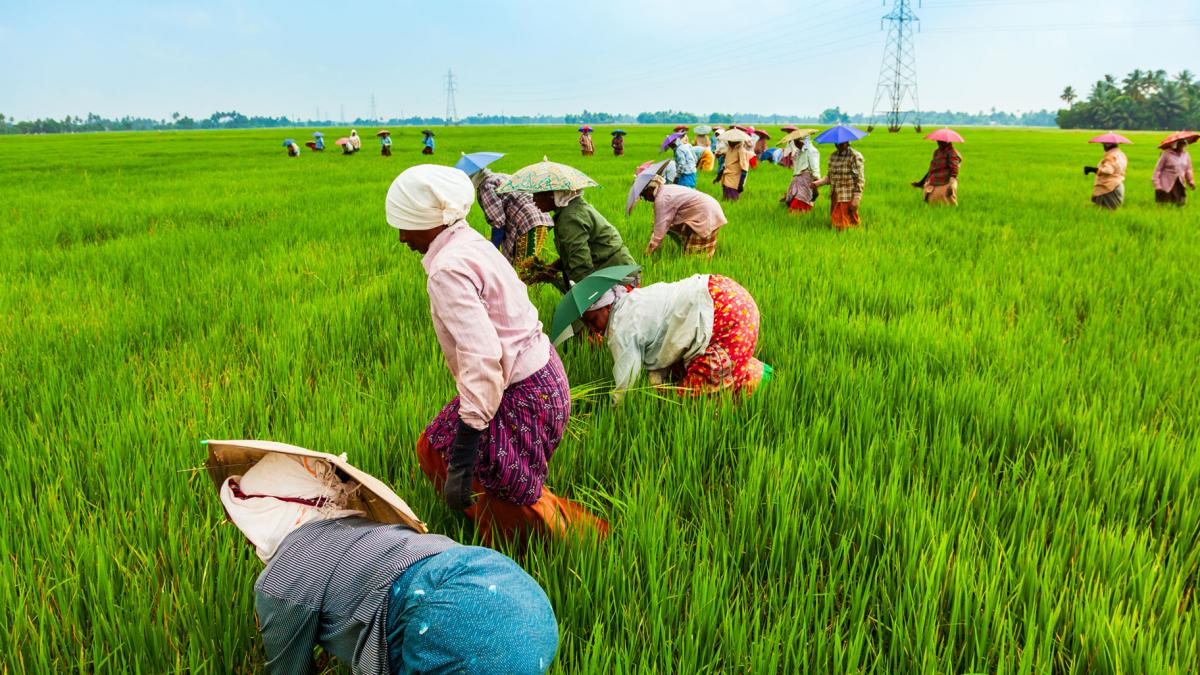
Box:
1058, 69, 1198, 130
1, 106, 1058, 136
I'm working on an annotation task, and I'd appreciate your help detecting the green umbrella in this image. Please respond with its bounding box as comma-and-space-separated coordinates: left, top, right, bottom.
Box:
550, 265, 641, 345
496, 156, 599, 194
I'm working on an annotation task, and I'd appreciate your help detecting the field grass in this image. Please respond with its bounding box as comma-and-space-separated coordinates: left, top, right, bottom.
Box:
1, 124, 1198, 674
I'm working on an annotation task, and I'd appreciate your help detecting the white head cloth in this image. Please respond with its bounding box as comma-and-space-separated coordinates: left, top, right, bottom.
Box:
386, 164, 476, 230
588, 284, 629, 312
552, 189, 583, 208
351, 129, 358, 136
219, 453, 362, 562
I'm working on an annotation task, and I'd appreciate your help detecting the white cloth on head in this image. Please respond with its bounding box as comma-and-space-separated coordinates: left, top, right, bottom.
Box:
553, 189, 583, 208
793, 137, 822, 178
219, 453, 362, 562
588, 284, 628, 312
471, 167, 491, 190
386, 164, 476, 230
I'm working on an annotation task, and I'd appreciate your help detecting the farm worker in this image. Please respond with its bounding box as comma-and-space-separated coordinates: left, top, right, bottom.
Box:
421, 130, 435, 155
580, 274, 770, 403
339, 139, 355, 155
284, 139, 300, 157
611, 130, 625, 156
315, 134, 324, 150
531, 188, 639, 289
912, 141, 962, 206
385, 165, 608, 544
1152, 138, 1195, 206
579, 127, 594, 156
716, 139, 751, 201
666, 134, 698, 188
713, 127, 728, 175
783, 135, 821, 213
752, 130, 770, 159
636, 175, 727, 259
467, 164, 561, 288
216, 452, 559, 674
1086, 143, 1128, 210
379, 132, 392, 157
349, 129, 362, 151
812, 142, 866, 230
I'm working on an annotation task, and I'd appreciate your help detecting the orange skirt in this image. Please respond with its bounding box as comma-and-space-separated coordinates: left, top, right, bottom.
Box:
417, 432, 608, 547
831, 201, 861, 230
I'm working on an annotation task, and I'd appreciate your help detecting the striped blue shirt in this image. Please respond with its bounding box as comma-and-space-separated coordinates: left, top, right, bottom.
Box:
254, 517, 457, 674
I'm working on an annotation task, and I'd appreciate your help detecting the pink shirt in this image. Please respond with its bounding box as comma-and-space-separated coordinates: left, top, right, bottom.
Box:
648, 185, 728, 252
1152, 149, 1194, 192
421, 222, 551, 430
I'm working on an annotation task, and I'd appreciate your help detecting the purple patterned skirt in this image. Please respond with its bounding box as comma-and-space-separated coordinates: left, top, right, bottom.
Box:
425, 350, 570, 506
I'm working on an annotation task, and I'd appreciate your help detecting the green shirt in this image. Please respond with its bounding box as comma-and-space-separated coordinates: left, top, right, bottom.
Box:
553, 196, 637, 285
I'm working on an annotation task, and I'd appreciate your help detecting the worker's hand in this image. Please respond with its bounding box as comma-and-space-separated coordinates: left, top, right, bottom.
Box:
445, 422, 482, 511
851, 196, 861, 209
644, 245, 655, 257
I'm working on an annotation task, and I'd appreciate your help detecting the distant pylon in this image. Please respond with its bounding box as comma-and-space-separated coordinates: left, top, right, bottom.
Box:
444, 69, 458, 126
868, 0, 922, 133
370, 93, 377, 122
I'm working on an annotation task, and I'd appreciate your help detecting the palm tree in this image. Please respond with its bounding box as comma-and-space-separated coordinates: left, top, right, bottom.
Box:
1061, 86, 1078, 108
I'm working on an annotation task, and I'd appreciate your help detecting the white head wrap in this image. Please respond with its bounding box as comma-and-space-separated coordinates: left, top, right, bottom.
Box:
219, 453, 362, 562
386, 164, 476, 230
351, 129, 358, 136
552, 189, 583, 209
471, 167, 492, 190
587, 284, 629, 312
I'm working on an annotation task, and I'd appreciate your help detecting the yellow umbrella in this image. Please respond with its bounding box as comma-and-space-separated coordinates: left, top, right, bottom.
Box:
777, 128, 819, 146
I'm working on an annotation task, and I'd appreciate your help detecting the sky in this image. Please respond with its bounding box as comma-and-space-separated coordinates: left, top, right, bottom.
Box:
1, 0, 1197, 122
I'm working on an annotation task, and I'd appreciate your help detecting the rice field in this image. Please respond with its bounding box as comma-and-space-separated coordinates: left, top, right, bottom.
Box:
1, 125, 1198, 674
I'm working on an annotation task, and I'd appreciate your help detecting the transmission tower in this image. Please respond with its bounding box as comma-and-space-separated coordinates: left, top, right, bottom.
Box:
868, 0, 922, 133
370, 94, 377, 122
444, 69, 458, 126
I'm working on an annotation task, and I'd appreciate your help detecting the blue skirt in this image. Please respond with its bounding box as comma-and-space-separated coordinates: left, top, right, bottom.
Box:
676, 172, 697, 188
386, 546, 558, 674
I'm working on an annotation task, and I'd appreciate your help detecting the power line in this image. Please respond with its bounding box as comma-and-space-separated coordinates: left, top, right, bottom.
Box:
869, 0, 922, 133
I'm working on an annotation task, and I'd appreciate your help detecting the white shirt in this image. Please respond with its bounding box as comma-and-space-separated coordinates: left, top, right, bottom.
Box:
606, 274, 714, 402
793, 143, 822, 178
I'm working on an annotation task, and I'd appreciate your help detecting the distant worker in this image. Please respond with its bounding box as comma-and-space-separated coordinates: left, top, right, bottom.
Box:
305, 131, 325, 152
1084, 133, 1131, 210
578, 125, 594, 156
812, 133, 866, 230
214, 451, 559, 674
378, 130, 392, 157
632, 173, 727, 259
1153, 133, 1197, 206
337, 137, 355, 155
782, 132, 821, 213
664, 133, 698, 188
349, 129, 362, 152
386, 165, 609, 544
283, 138, 300, 157
715, 129, 752, 201
912, 131, 963, 206
611, 129, 626, 157
579, 273, 771, 403
421, 130, 435, 155
693, 125, 715, 171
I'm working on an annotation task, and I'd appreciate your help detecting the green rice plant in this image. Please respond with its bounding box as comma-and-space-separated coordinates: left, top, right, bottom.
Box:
0, 125, 1197, 673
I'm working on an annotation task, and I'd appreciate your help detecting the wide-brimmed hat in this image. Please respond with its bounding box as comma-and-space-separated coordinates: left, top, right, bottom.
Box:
203, 439, 427, 532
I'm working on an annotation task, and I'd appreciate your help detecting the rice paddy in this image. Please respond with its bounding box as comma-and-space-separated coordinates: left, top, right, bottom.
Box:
1, 126, 1198, 673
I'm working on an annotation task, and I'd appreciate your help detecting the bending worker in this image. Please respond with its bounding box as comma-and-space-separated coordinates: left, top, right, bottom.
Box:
385, 165, 607, 544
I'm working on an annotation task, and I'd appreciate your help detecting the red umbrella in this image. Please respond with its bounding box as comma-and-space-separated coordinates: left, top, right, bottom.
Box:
925, 128, 965, 144
673, 125, 689, 132
753, 129, 771, 139
781, 125, 798, 133
1158, 130, 1199, 149
1087, 132, 1133, 145
334, 137, 350, 145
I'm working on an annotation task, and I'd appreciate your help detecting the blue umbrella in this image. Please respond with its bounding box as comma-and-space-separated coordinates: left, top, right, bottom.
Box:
815, 124, 868, 145
611, 129, 627, 136
454, 151, 505, 176
312, 131, 324, 137
281, 139, 295, 146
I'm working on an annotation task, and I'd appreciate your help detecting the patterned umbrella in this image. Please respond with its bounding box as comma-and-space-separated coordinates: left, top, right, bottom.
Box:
1158, 130, 1199, 149
496, 157, 599, 194
777, 129, 819, 146
693, 125, 713, 135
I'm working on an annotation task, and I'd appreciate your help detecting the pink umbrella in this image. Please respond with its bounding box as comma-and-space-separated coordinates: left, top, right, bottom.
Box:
634, 160, 657, 176
1088, 132, 1133, 145
335, 137, 351, 145
925, 128, 965, 144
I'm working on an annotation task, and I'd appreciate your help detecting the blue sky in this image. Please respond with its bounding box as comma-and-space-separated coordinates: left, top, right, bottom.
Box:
1, 0, 1197, 121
